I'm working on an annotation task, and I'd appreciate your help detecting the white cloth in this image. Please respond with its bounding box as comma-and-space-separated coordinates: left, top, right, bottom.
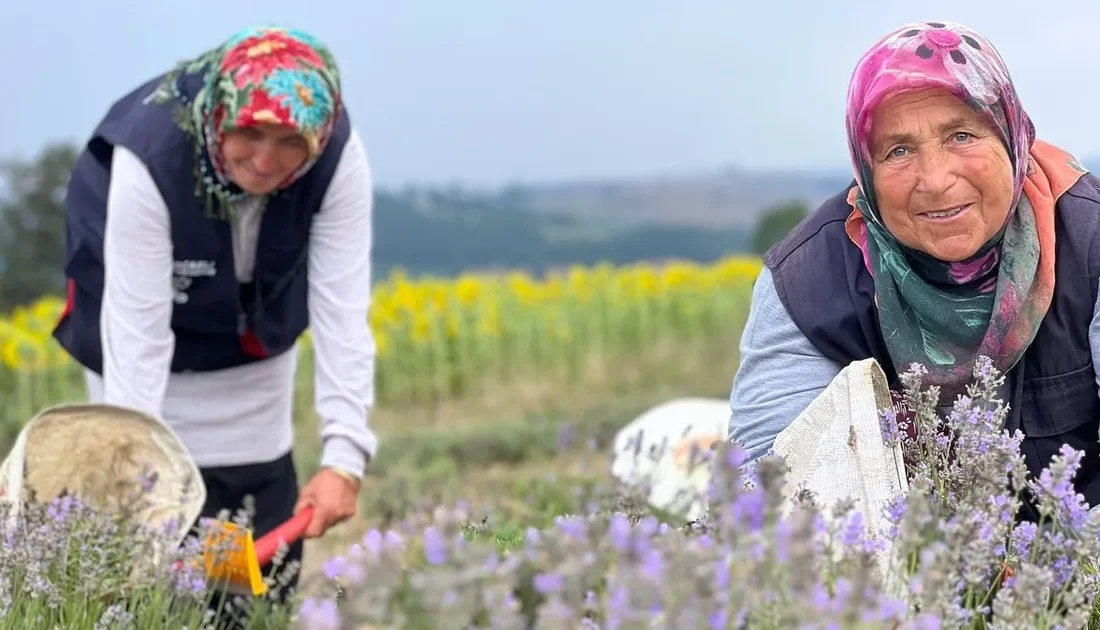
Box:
84, 130, 378, 478
609, 397, 730, 522
771, 357, 909, 598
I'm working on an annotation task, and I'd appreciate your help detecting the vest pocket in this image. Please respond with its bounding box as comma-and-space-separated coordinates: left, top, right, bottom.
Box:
65, 245, 105, 295
1018, 363, 1099, 438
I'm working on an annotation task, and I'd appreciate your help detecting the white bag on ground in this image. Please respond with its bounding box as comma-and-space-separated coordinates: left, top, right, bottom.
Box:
609, 361, 909, 597
0, 403, 206, 552
610, 397, 730, 522
771, 358, 909, 596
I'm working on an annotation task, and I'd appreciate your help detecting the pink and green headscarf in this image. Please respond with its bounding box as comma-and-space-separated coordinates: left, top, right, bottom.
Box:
150, 26, 342, 219
843, 20, 1086, 396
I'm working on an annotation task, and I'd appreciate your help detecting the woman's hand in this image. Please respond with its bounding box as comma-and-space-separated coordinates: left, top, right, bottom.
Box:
294, 468, 361, 538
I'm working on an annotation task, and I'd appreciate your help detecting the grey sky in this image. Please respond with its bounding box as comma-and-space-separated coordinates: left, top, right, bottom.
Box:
3, 1, 1098, 187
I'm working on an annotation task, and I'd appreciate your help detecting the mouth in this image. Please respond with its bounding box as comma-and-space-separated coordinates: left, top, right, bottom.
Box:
242, 163, 281, 180
919, 203, 973, 222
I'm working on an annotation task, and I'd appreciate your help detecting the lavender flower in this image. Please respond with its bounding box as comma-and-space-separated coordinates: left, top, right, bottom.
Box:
303, 356, 1100, 624
0, 353, 1073, 629
1030, 444, 1091, 531
296, 597, 340, 630
422, 525, 448, 565
93, 603, 134, 629
533, 571, 564, 594
0, 485, 294, 628
880, 407, 902, 448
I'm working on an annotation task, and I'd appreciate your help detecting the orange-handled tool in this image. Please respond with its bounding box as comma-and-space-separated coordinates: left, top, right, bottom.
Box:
254, 505, 314, 566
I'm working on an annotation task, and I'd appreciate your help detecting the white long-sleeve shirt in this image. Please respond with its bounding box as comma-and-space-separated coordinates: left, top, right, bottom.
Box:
83, 130, 379, 478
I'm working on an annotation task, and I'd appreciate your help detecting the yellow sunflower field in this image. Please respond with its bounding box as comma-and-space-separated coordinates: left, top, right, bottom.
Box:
0, 255, 762, 439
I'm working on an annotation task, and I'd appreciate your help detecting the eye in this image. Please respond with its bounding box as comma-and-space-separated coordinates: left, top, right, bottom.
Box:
887, 146, 909, 160
952, 131, 974, 143
279, 135, 308, 151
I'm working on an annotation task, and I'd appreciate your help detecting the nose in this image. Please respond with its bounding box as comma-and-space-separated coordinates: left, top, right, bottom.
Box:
251, 144, 278, 174
913, 147, 957, 196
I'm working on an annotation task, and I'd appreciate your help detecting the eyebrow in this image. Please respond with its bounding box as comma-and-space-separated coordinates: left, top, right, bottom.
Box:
872, 115, 976, 153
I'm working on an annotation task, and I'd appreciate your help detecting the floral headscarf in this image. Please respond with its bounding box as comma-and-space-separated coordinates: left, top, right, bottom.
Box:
149, 26, 342, 219
843, 20, 1087, 396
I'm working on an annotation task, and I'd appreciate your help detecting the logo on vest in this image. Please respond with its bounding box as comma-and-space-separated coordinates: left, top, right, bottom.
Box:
172, 260, 217, 305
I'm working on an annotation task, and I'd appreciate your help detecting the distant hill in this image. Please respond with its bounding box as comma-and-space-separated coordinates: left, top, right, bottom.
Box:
368, 164, 854, 278
485, 167, 853, 230
371, 188, 751, 279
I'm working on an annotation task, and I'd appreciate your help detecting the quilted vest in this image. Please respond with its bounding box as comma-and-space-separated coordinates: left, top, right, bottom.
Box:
54, 67, 351, 374
765, 175, 1100, 514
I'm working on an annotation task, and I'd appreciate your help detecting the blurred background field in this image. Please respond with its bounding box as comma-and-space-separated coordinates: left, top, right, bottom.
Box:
0, 250, 761, 581
0, 116, 788, 591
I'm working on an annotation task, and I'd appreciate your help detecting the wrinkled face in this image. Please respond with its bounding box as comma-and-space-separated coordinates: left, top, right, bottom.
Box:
869, 88, 1015, 262
220, 124, 310, 195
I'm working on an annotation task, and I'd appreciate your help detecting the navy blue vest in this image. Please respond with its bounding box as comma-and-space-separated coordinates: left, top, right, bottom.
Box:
765, 175, 1100, 512
53, 68, 352, 374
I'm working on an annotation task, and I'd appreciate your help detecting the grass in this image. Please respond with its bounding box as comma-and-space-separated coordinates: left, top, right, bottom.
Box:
289, 332, 740, 481
290, 344, 741, 594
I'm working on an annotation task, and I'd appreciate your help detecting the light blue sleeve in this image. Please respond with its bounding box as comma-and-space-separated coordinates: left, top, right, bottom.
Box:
1089, 278, 1100, 403
728, 266, 843, 464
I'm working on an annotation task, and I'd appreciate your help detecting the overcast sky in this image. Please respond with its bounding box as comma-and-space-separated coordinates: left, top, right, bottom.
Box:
3, 1, 1098, 187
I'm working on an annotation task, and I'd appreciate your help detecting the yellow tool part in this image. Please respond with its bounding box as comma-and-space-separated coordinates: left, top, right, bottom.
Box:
200, 521, 268, 597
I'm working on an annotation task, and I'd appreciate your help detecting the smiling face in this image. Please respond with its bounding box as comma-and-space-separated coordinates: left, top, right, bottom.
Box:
220, 124, 311, 195
868, 87, 1015, 262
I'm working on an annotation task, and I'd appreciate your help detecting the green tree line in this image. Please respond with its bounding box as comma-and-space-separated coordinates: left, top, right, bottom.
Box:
0, 142, 808, 311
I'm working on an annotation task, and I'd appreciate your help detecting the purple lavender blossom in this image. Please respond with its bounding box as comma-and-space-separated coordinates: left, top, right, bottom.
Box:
608, 514, 631, 553
554, 515, 588, 541
93, 603, 134, 630
322, 555, 347, 580
810, 581, 832, 613
880, 408, 901, 447
534, 571, 565, 594
137, 466, 158, 494
383, 529, 404, 553
606, 585, 630, 630
525, 526, 541, 549
883, 494, 907, 539
725, 443, 748, 471
1031, 444, 1089, 530
322, 553, 365, 584
422, 525, 448, 565
1010, 521, 1038, 559
640, 548, 663, 581
974, 355, 993, 380
840, 512, 868, 550
297, 597, 340, 630
726, 488, 766, 532
362, 529, 383, 557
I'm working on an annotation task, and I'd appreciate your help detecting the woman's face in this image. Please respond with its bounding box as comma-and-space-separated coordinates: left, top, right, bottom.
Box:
869, 87, 1015, 262
220, 124, 310, 195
